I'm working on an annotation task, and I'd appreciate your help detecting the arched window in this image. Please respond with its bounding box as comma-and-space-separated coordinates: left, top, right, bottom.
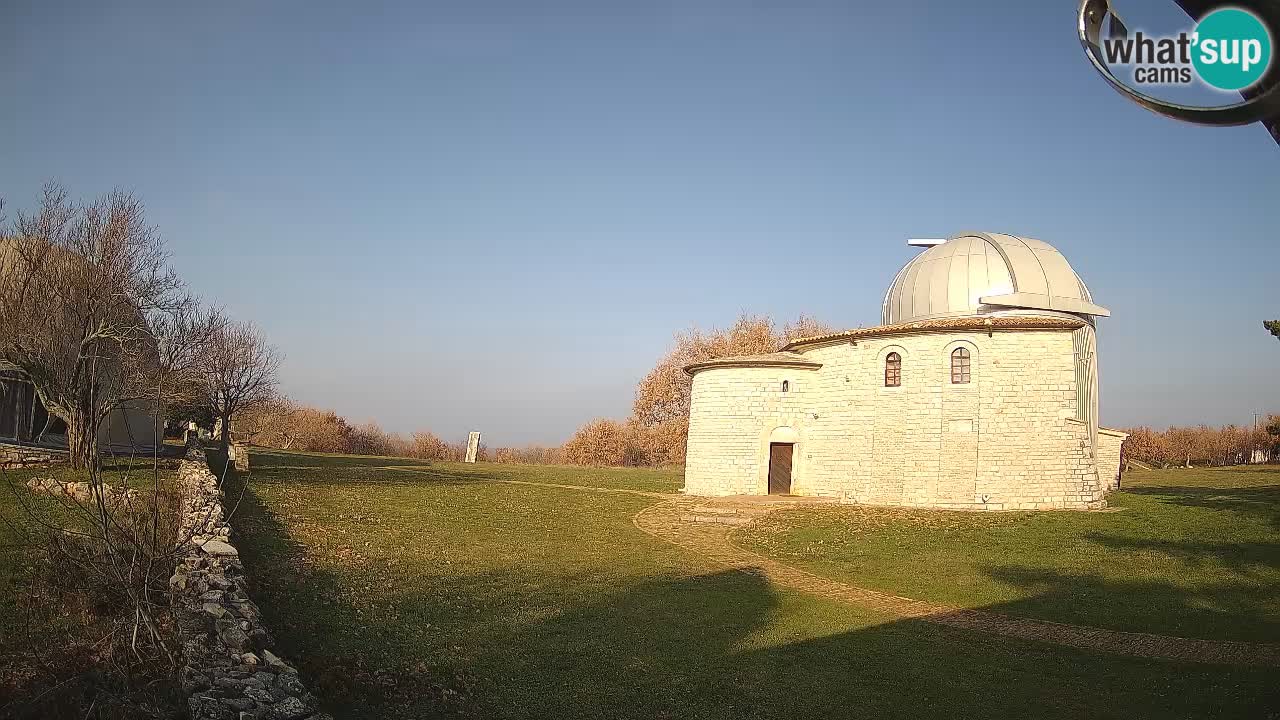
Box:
781, 380, 790, 392
884, 352, 901, 387
951, 347, 971, 384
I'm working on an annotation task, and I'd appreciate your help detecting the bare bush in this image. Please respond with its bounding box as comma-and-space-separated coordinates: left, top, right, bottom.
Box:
230, 397, 298, 448
346, 420, 410, 457
286, 407, 353, 453
408, 431, 450, 460
562, 419, 630, 466
492, 445, 564, 465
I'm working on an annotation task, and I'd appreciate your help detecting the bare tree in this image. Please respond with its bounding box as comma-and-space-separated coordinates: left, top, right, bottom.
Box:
0, 183, 200, 469
202, 319, 280, 447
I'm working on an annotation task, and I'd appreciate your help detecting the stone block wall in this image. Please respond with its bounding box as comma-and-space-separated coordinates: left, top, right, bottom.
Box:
0, 443, 65, 469
684, 366, 816, 495
684, 327, 1107, 509
1097, 428, 1128, 491
172, 444, 330, 720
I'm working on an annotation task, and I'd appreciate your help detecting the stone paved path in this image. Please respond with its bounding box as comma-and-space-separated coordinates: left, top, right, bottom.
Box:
632, 496, 1280, 667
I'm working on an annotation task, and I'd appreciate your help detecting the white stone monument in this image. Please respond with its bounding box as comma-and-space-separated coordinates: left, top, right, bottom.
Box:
464, 431, 481, 463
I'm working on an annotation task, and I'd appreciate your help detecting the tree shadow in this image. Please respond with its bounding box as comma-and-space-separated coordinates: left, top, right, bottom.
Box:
1122, 483, 1280, 529
980, 561, 1280, 644
1083, 532, 1280, 576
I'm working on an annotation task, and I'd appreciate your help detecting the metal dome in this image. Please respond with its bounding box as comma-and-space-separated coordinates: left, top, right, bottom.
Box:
881, 232, 1110, 326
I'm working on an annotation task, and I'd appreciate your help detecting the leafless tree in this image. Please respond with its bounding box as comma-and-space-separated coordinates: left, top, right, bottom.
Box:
0, 184, 222, 716
202, 319, 280, 447
0, 183, 207, 469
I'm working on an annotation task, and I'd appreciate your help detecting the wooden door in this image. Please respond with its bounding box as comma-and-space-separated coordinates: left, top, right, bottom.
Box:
768, 443, 793, 495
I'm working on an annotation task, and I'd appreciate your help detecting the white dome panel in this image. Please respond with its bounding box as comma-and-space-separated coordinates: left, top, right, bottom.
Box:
881, 232, 1109, 325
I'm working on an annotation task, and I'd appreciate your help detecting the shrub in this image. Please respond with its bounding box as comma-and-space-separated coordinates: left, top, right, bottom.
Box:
562, 419, 630, 467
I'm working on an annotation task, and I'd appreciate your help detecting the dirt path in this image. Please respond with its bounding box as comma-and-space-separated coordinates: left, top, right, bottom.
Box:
632, 496, 1280, 667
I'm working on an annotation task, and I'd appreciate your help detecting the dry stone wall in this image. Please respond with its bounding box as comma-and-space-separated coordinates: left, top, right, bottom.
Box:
172, 444, 330, 720
684, 327, 1108, 510
0, 444, 64, 469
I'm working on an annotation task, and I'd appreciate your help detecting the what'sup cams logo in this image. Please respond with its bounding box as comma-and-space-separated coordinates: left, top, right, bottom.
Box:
1078, 0, 1280, 140
1100, 7, 1271, 89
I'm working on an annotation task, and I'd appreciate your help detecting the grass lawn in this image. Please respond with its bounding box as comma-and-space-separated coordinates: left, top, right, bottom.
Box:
737, 466, 1280, 644
230, 450, 1278, 720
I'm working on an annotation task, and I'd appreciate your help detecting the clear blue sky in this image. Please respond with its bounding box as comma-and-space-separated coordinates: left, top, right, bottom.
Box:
3, 1, 1277, 445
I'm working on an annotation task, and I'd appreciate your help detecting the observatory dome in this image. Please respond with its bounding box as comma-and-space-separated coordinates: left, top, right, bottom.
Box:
881, 232, 1109, 326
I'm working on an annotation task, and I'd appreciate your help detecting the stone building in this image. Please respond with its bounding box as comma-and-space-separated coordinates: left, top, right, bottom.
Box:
682, 232, 1127, 510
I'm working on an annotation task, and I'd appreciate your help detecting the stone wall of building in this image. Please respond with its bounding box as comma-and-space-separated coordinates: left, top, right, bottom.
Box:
172, 444, 330, 720
1097, 427, 1128, 491
683, 327, 1107, 510
684, 366, 819, 495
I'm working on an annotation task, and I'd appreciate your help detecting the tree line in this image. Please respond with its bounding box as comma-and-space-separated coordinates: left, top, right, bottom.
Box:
232, 398, 488, 461
1121, 419, 1279, 469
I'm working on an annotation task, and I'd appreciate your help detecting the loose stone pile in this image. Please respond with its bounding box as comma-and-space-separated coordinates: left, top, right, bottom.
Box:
26, 476, 139, 504
172, 444, 330, 720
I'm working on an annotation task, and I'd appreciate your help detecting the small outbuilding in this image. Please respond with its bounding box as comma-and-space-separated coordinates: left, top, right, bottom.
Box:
0, 362, 160, 462
682, 232, 1126, 510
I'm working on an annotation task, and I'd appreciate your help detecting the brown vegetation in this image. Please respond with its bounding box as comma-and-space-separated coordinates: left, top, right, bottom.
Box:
561, 419, 631, 467
1122, 418, 1279, 468
233, 399, 486, 461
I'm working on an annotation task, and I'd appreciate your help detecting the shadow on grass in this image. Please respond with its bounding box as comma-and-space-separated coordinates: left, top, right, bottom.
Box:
980, 561, 1280, 643
224, 480, 1280, 719
1122, 482, 1280, 529
1083, 533, 1280, 575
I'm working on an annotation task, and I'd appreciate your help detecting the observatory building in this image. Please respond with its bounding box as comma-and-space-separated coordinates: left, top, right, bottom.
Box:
682, 232, 1126, 510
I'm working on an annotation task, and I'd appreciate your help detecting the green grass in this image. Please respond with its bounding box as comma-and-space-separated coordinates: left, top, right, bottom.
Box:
737, 466, 1280, 643
230, 450, 1278, 719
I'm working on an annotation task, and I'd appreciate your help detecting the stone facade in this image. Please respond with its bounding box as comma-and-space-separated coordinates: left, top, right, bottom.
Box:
684, 325, 1113, 510
1097, 427, 1128, 490
172, 443, 330, 720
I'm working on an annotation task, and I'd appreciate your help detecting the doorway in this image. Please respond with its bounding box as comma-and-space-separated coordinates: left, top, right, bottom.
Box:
768, 443, 793, 495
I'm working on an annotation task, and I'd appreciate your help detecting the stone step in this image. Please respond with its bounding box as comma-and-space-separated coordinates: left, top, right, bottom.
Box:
689, 505, 741, 515
679, 514, 755, 526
